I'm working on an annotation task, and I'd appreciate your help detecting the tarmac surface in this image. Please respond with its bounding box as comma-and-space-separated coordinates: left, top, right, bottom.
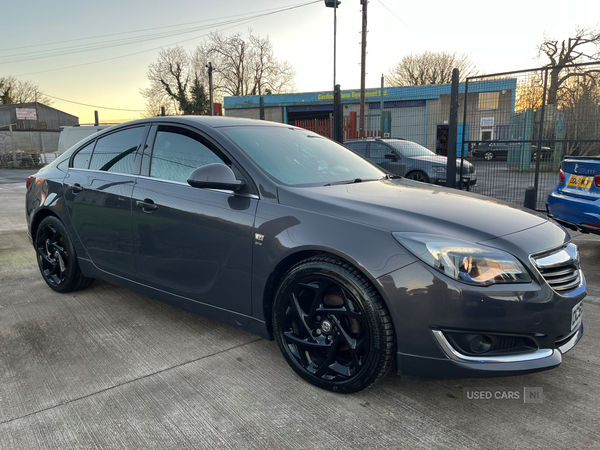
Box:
1, 168, 599, 449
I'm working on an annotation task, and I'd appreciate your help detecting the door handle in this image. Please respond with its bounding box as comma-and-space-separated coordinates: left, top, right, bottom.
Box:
69, 183, 83, 193
136, 199, 158, 212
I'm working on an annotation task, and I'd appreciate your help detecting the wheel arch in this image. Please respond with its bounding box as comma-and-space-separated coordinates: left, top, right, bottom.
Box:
30, 208, 60, 243
261, 248, 385, 340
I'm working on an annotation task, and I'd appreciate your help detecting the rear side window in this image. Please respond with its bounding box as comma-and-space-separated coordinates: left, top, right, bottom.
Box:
150, 127, 225, 183
89, 127, 144, 174
346, 141, 368, 156
71, 141, 95, 169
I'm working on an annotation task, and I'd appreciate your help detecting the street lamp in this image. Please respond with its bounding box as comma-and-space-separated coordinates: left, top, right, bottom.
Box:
324, 0, 341, 91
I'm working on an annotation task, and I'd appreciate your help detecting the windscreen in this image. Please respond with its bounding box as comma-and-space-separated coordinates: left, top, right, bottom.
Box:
221, 126, 384, 186
388, 140, 435, 157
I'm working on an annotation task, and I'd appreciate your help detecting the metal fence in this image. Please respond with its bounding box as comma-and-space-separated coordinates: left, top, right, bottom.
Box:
459, 62, 600, 209
316, 62, 600, 210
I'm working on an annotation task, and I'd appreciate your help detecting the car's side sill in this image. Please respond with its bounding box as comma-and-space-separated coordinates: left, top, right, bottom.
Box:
78, 258, 271, 340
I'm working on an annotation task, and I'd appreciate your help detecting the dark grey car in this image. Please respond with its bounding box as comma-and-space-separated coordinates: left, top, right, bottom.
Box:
26, 117, 585, 393
344, 138, 476, 186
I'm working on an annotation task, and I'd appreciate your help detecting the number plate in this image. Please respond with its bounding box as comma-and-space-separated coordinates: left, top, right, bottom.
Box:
567, 175, 593, 189
571, 300, 583, 331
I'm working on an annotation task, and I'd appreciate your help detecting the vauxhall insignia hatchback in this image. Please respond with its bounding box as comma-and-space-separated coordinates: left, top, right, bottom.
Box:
26, 116, 585, 393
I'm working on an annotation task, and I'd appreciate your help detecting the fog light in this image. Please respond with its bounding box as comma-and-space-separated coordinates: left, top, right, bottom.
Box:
469, 335, 492, 353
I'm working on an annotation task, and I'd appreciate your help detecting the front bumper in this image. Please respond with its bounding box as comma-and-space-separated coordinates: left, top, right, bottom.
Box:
376, 259, 586, 379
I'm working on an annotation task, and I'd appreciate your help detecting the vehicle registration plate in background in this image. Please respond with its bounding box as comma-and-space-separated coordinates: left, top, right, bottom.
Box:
568, 175, 593, 189
571, 300, 583, 331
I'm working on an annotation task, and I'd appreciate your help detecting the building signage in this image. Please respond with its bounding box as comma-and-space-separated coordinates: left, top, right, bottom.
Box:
16, 108, 37, 120
317, 90, 387, 101
481, 117, 494, 127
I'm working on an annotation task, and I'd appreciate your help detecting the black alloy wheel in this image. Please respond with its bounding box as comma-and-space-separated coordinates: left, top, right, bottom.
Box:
273, 257, 395, 393
406, 171, 430, 183
35, 216, 94, 293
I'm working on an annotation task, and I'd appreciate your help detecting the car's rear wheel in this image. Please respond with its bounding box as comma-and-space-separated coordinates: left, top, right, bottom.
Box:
406, 171, 430, 183
35, 216, 94, 293
484, 151, 494, 161
272, 257, 396, 393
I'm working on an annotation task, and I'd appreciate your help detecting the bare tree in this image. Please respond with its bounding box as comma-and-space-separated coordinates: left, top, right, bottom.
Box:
205, 30, 296, 97
0, 76, 52, 105
538, 27, 600, 104
141, 46, 209, 116
385, 51, 479, 87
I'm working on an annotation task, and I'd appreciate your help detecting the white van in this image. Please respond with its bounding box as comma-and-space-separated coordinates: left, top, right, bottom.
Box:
57, 126, 113, 155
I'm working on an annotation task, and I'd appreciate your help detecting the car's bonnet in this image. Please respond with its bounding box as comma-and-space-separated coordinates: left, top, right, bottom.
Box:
277, 178, 556, 244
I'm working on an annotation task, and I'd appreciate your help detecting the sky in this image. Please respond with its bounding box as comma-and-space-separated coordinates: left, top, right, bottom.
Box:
1, 0, 599, 124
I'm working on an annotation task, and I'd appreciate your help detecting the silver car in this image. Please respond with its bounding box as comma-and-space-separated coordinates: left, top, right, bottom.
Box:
345, 138, 476, 186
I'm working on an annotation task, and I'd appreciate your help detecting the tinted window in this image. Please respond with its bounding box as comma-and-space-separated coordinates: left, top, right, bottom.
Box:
346, 141, 367, 156
89, 127, 143, 174
222, 126, 384, 186
150, 127, 225, 183
71, 141, 95, 169
369, 142, 393, 159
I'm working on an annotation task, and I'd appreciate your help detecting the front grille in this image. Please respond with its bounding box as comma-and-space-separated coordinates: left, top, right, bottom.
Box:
531, 243, 581, 293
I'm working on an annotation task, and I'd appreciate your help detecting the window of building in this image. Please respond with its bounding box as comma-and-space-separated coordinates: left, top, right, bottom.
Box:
479, 92, 499, 110
150, 127, 225, 183
89, 127, 144, 174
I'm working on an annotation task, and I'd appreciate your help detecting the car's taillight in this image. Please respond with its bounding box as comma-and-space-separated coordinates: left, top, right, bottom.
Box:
595, 175, 600, 188
559, 169, 565, 183
26, 175, 35, 189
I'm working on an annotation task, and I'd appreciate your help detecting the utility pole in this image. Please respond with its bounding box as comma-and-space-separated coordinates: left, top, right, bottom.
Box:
206, 62, 214, 116
359, 0, 368, 138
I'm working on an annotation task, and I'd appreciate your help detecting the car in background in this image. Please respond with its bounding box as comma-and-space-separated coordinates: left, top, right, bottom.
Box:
472, 142, 552, 161
57, 125, 112, 155
344, 138, 476, 187
547, 156, 600, 235
26, 117, 585, 393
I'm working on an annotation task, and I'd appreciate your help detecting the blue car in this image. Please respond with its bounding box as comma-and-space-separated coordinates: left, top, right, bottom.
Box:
547, 156, 600, 235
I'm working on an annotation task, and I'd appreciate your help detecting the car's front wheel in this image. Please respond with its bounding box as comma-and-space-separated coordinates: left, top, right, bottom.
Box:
406, 171, 430, 183
35, 216, 94, 293
272, 257, 396, 393
484, 151, 494, 161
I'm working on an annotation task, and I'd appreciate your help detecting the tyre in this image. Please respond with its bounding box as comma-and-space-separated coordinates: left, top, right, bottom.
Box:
406, 171, 430, 183
272, 256, 396, 393
35, 216, 94, 293
484, 151, 494, 161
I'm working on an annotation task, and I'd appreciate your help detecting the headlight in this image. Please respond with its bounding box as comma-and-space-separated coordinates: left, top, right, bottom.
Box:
432, 165, 446, 173
393, 233, 531, 286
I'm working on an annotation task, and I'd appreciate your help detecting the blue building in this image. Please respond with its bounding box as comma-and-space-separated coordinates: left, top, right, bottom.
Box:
224, 79, 517, 154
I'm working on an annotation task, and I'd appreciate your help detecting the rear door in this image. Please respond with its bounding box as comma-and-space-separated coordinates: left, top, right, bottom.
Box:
64, 126, 147, 278
131, 124, 258, 314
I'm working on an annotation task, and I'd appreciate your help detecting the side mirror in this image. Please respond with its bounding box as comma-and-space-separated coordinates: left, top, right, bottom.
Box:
187, 163, 246, 192
384, 152, 398, 160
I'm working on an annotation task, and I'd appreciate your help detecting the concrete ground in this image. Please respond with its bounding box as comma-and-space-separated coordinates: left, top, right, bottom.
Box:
1, 168, 599, 449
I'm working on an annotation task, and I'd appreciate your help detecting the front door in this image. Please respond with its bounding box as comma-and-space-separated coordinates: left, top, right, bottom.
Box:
131, 125, 257, 315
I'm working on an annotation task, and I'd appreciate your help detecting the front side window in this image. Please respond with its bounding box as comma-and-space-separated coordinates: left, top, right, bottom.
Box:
479, 92, 499, 110
150, 127, 225, 183
221, 126, 384, 186
369, 142, 392, 159
89, 127, 144, 174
